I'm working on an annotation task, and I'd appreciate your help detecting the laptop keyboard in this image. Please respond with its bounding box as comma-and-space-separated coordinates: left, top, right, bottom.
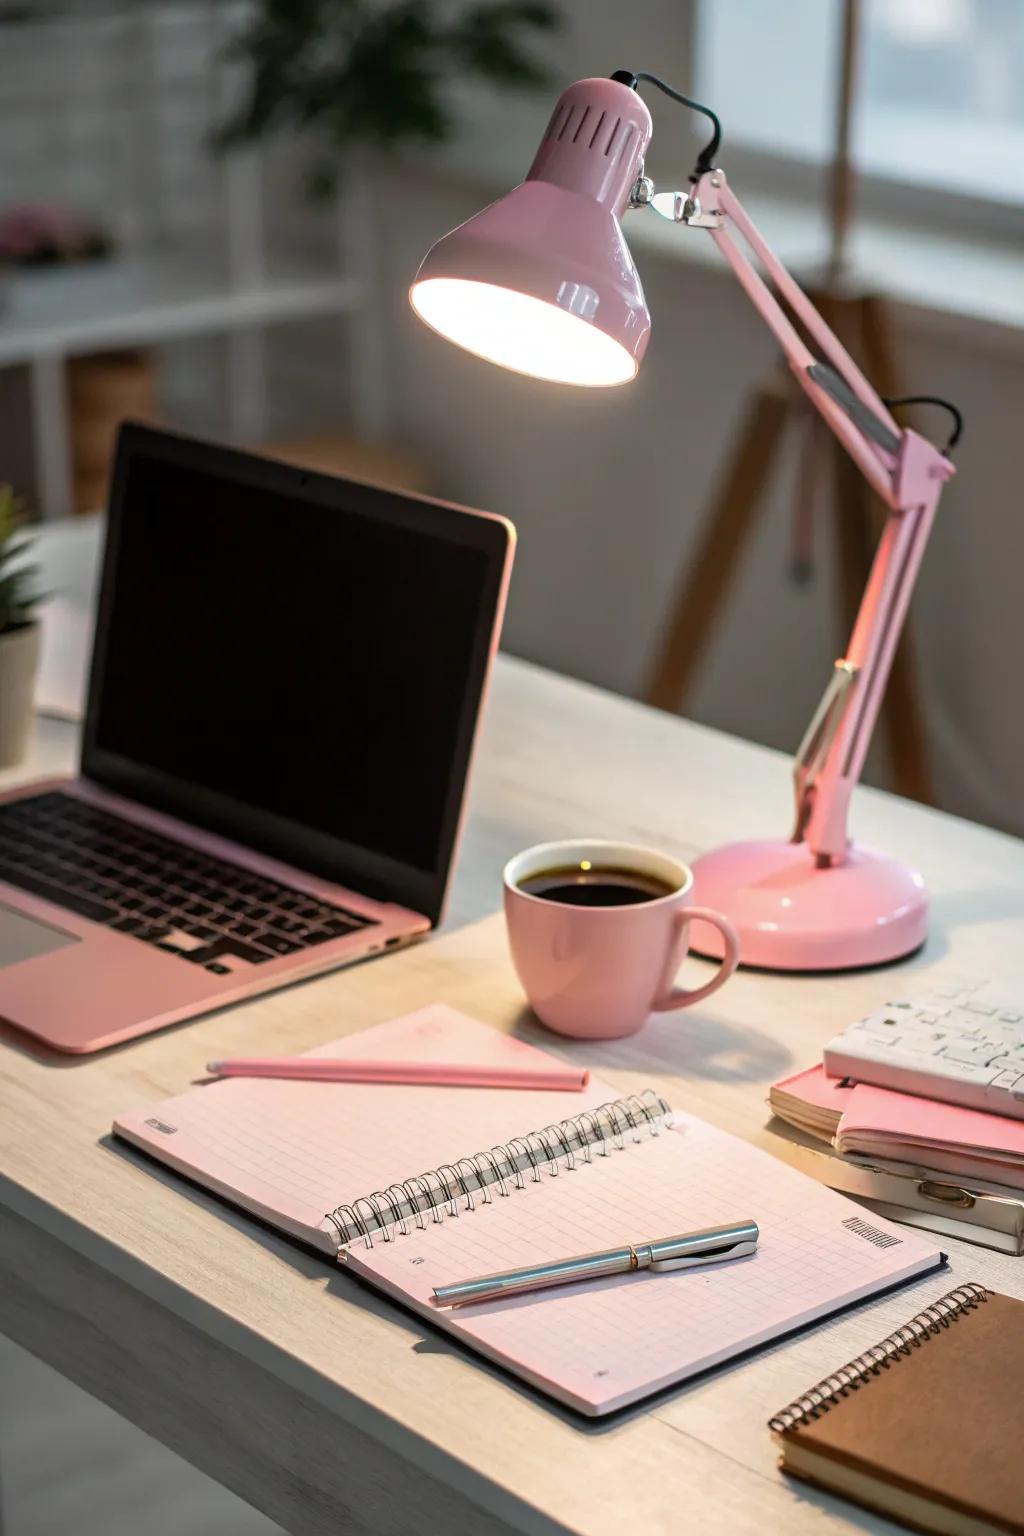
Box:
0, 791, 376, 974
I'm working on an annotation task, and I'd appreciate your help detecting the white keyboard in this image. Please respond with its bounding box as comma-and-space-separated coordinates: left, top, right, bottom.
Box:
824, 984, 1024, 1119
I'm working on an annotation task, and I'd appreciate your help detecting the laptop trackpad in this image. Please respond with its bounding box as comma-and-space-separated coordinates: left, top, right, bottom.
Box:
0, 902, 80, 968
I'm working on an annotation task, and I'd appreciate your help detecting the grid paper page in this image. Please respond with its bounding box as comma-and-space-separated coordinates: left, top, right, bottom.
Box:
354, 1111, 943, 1415
113, 1006, 630, 1250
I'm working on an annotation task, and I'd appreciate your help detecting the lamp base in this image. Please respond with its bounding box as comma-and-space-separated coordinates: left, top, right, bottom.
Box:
688, 839, 928, 972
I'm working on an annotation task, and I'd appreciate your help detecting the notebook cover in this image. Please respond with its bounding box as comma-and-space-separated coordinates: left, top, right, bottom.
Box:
776, 1292, 1024, 1534
770, 1066, 853, 1133
777, 1065, 1024, 1184
115, 1007, 945, 1416
839, 1083, 1024, 1169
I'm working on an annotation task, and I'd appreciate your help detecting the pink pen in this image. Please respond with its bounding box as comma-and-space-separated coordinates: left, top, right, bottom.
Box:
205, 1057, 590, 1091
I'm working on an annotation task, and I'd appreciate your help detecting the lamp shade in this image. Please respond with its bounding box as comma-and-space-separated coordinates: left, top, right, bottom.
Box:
410, 78, 652, 387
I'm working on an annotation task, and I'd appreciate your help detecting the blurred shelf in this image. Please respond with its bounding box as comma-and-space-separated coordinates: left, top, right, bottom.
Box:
0, 256, 361, 367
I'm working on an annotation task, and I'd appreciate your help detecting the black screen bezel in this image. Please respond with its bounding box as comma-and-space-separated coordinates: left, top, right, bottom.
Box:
81, 422, 513, 925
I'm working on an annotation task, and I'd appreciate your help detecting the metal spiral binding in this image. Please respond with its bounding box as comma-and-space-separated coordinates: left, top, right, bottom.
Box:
324, 1089, 671, 1250
768, 1283, 990, 1434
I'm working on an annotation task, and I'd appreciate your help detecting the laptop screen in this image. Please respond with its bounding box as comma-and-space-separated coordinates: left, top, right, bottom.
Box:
82, 426, 513, 924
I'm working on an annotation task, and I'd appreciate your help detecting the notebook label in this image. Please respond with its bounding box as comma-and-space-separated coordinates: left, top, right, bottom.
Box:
842, 1215, 901, 1248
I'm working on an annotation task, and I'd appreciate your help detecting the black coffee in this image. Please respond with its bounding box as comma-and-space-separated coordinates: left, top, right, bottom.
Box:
516, 864, 676, 908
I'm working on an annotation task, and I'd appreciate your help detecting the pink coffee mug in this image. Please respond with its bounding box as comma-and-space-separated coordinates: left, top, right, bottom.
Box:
503, 839, 739, 1040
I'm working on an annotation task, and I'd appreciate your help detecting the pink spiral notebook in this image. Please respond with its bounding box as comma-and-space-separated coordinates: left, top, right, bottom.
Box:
114, 1006, 944, 1415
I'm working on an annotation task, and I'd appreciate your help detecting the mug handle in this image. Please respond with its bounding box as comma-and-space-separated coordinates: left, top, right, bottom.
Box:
652, 906, 739, 1011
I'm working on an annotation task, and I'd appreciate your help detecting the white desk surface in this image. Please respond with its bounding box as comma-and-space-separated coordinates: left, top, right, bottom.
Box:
2, 654, 1023, 1536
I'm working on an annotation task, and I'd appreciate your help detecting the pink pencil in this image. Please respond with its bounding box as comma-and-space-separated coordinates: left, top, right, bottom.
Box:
206, 1057, 590, 1091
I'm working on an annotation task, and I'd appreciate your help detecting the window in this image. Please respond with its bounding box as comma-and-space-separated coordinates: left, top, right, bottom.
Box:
696, 0, 1024, 206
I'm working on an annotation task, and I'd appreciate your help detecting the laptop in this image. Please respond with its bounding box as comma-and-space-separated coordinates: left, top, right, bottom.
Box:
0, 423, 514, 1053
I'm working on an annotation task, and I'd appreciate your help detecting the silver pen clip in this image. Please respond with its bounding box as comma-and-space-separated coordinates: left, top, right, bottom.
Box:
642, 1220, 760, 1271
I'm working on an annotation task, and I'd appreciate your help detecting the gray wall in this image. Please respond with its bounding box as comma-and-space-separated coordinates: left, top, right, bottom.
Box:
2, 0, 1021, 840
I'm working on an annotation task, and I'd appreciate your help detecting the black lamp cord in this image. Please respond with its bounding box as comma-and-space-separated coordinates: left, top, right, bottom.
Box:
611, 69, 721, 180
611, 70, 965, 458
882, 395, 963, 456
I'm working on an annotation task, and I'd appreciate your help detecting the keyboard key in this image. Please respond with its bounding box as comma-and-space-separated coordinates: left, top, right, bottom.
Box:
856, 1022, 902, 1043
273, 916, 306, 934
157, 928, 208, 953
942, 1043, 997, 1066
256, 933, 300, 956
185, 938, 273, 966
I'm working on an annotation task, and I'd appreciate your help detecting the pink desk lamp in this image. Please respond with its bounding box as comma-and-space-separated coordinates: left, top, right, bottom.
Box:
410, 71, 959, 971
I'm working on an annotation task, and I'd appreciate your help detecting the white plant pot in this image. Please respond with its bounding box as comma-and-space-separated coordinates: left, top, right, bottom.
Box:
0, 622, 41, 768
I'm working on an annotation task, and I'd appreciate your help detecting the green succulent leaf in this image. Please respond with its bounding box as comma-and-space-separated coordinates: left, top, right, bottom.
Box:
0, 485, 41, 634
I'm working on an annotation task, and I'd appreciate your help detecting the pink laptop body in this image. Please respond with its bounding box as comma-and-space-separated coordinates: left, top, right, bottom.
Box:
0, 425, 514, 1053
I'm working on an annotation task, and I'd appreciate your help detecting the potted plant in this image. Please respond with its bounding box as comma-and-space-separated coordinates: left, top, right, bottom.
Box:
215, 0, 560, 195
0, 486, 44, 768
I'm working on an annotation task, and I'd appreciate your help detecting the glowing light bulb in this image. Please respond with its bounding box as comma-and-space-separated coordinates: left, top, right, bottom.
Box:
409, 279, 638, 388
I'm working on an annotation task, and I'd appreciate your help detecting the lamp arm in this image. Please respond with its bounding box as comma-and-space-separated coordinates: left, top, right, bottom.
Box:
802, 443, 946, 862
687, 171, 955, 863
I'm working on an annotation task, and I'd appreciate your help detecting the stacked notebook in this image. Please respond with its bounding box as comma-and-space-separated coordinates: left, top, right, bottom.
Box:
115, 1005, 944, 1416
771, 1283, 1024, 1535
772, 1065, 1024, 1188
770, 1064, 1024, 1252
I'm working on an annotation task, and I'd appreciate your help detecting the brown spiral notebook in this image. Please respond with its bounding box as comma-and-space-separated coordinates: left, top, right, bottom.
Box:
769, 1284, 1024, 1535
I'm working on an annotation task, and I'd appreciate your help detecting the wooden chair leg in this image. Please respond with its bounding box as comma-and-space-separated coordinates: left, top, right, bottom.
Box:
645, 383, 789, 713
792, 405, 827, 582
859, 293, 900, 400
831, 432, 876, 635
